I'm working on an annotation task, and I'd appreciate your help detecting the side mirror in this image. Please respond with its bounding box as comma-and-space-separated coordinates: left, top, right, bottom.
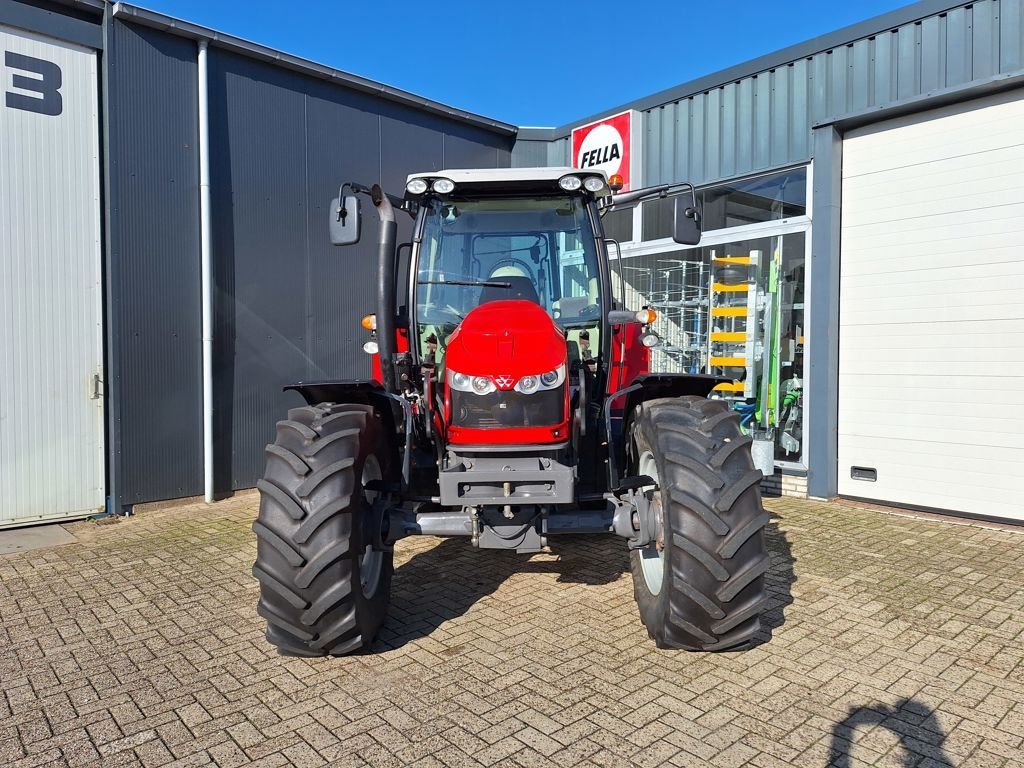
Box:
672, 196, 701, 245
329, 193, 361, 246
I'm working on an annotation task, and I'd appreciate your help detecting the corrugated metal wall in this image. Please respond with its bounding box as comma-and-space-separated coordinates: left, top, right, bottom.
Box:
206, 48, 511, 493
107, 20, 203, 505
644, 0, 1024, 186
108, 23, 512, 503
519, 0, 1024, 187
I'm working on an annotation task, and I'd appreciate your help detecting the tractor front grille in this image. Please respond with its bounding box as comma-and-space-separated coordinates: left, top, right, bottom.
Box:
451, 387, 563, 430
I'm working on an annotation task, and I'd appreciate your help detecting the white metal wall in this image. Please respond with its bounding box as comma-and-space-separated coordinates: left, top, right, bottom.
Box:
838, 89, 1024, 520
0, 25, 104, 527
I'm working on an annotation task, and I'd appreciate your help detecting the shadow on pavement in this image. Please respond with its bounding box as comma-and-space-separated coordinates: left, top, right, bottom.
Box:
378, 535, 629, 650
753, 515, 796, 647
829, 698, 954, 767
380, 509, 796, 651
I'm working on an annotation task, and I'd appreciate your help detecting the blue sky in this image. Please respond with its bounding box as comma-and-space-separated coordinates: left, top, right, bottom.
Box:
134, 0, 916, 126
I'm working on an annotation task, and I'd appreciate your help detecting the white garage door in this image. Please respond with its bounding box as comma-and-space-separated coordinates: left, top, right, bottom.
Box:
838, 89, 1024, 521
0, 25, 105, 527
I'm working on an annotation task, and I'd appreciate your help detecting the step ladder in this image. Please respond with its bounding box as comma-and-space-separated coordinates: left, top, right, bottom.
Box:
706, 250, 769, 401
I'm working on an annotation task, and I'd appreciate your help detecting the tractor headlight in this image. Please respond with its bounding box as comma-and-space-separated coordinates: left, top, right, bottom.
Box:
515, 364, 565, 394
517, 375, 539, 394
432, 178, 455, 194
583, 176, 606, 192
558, 175, 582, 191
471, 375, 495, 395
448, 370, 496, 395
406, 178, 428, 195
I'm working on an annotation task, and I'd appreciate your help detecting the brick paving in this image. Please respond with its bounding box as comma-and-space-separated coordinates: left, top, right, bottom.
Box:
1, 494, 1023, 767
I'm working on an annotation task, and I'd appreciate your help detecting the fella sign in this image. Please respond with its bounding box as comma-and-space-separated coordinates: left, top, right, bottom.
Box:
571, 110, 640, 191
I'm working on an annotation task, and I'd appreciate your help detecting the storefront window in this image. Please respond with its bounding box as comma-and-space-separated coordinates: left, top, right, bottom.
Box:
611, 231, 806, 464
641, 167, 807, 241
601, 204, 634, 243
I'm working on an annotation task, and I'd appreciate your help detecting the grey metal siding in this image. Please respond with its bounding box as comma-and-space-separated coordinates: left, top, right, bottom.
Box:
207, 48, 512, 492
106, 20, 203, 505
517, 0, 1024, 187
548, 137, 570, 167
105, 21, 513, 504
4, 0, 103, 49
511, 139, 549, 167
645, 0, 1024, 186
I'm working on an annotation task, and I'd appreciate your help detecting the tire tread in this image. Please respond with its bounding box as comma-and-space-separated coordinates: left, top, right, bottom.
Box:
253, 401, 392, 657
629, 397, 769, 652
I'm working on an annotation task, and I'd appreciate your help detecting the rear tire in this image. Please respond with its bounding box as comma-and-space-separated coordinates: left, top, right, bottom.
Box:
629, 396, 769, 651
253, 402, 393, 656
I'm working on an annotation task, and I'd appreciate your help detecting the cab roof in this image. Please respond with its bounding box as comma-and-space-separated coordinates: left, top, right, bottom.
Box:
405, 167, 610, 196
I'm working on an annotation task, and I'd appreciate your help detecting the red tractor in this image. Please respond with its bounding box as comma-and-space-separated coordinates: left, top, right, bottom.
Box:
253, 168, 769, 656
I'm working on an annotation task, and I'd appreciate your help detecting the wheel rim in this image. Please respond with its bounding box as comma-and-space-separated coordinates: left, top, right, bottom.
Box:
637, 450, 665, 596
360, 455, 384, 598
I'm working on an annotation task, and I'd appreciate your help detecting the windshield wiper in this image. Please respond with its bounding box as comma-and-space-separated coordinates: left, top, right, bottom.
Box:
418, 279, 511, 288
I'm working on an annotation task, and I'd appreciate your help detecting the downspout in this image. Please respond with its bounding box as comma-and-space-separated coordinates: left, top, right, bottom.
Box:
197, 40, 214, 503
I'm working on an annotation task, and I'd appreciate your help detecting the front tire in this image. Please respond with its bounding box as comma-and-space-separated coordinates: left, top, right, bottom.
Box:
253, 402, 393, 656
629, 397, 770, 651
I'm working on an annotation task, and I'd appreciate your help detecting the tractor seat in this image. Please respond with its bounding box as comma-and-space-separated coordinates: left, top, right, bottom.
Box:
480, 275, 540, 305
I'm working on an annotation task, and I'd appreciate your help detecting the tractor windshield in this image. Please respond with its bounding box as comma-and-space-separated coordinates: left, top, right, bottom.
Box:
414, 196, 603, 367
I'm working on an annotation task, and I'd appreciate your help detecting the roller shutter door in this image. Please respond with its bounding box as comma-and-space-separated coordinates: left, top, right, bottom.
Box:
838, 89, 1024, 521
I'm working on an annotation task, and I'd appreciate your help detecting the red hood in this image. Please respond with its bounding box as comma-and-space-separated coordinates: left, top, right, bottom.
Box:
445, 300, 565, 379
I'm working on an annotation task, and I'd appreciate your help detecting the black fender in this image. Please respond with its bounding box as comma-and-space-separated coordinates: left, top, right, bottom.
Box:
283, 379, 401, 477
284, 378, 386, 408
622, 373, 731, 420
607, 373, 733, 489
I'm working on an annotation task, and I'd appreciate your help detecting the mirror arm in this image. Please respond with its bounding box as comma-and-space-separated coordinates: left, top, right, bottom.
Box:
602, 181, 698, 211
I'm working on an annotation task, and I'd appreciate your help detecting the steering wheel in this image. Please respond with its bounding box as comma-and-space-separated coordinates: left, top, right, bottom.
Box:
419, 304, 464, 325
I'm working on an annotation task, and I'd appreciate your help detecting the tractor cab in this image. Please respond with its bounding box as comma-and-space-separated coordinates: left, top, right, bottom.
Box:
404, 169, 614, 450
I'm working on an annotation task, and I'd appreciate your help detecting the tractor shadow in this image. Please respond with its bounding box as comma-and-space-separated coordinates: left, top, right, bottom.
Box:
376, 514, 796, 652
377, 535, 628, 651
828, 698, 953, 767
754, 516, 796, 648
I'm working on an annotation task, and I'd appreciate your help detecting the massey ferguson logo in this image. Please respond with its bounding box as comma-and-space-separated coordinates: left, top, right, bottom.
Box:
571, 110, 636, 191
494, 375, 515, 390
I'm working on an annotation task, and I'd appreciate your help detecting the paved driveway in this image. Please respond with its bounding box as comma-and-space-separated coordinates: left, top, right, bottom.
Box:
1, 495, 1022, 767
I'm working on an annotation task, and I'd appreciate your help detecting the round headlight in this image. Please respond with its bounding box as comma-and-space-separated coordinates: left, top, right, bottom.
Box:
406, 178, 428, 195
540, 369, 560, 387
471, 376, 494, 395
558, 175, 582, 191
583, 176, 606, 192
640, 331, 660, 348
432, 178, 455, 194
451, 372, 472, 390
362, 340, 379, 354
518, 375, 539, 394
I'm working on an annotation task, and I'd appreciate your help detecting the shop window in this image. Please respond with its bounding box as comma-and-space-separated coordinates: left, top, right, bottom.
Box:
601, 204, 634, 243
612, 232, 806, 464
641, 167, 807, 241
